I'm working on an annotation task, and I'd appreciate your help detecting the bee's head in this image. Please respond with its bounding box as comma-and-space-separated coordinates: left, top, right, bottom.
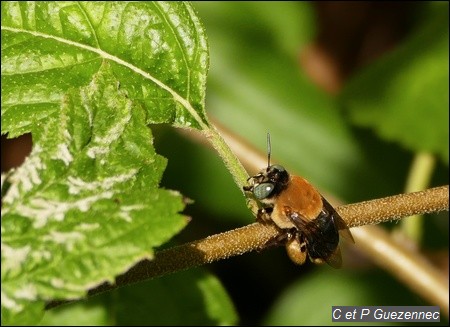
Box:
243, 133, 290, 200
244, 164, 289, 200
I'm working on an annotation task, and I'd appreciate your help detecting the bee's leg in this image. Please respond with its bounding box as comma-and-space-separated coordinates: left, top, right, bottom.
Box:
256, 206, 273, 224
286, 232, 307, 265
261, 227, 295, 250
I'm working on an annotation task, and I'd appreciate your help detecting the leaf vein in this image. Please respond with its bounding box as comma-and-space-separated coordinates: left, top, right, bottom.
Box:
152, 2, 191, 102
75, 1, 100, 48
1, 25, 208, 129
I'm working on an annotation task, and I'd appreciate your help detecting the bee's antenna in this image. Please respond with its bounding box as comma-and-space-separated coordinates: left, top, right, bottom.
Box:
267, 132, 271, 169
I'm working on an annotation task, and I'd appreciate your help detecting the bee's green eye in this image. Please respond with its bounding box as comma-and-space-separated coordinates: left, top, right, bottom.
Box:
253, 183, 274, 200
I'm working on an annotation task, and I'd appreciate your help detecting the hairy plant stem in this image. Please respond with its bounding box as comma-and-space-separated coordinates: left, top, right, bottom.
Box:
202, 125, 250, 192
46, 185, 449, 311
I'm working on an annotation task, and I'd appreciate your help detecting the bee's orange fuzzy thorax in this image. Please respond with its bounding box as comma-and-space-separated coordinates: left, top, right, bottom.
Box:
277, 175, 323, 220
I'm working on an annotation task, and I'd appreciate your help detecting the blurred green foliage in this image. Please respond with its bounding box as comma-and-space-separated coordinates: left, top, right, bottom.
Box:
155, 2, 448, 325
41, 269, 237, 326
341, 5, 449, 164
9, 1, 448, 325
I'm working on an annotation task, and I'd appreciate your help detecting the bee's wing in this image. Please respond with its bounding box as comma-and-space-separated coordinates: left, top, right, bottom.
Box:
321, 197, 355, 244
283, 206, 309, 229
324, 246, 342, 269
336, 217, 355, 244
286, 206, 343, 269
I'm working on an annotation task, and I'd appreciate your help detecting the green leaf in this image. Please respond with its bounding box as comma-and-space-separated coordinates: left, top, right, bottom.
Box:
1, 2, 211, 325
1, 64, 188, 325
114, 268, 238, 325
193, 2, 316, 57
1, 1, 209, 137
39, 301, 110, 326
340, 5, 449, 163
263, 270, 433, 326
39, 268, 238, 326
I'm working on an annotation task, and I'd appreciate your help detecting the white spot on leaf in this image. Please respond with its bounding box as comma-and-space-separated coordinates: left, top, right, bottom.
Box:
67, 169, 138, 195
1, 291, 22, 312
31, 250, 52, 261
53, 143, 73, 166
3, 146, 45, 205
77, 223, 100, 231
14, 284, 37, 300
50, 278, 65, 288
117, 204, 145, 222
86, 101, 132, 158
16, 191, 114, 228
43, 231, 84, 251
1, 244, 31, 272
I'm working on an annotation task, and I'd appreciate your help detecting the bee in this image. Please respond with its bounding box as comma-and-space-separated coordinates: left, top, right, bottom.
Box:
243, 134, 354, 268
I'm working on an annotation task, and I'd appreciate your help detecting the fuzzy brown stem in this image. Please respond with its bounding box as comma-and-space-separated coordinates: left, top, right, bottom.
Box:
338, 185, 449, 228
46, 185, 448, 310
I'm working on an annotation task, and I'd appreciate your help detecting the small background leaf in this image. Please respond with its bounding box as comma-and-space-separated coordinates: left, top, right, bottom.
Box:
113, 269, 237, 326
40, 268, 238, 326
340, 3, 449, 163
263, 269, 447, 326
